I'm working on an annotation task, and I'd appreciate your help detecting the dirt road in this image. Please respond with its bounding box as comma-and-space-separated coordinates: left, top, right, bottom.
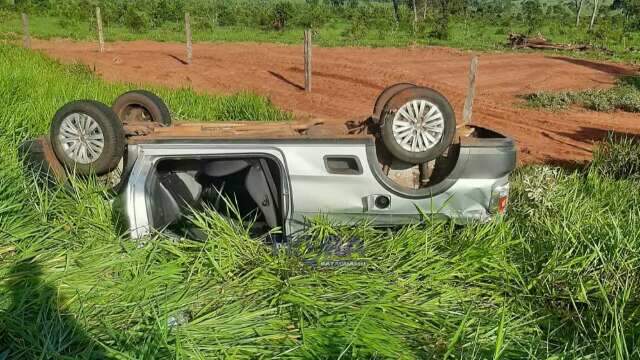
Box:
34, 39, 640, 164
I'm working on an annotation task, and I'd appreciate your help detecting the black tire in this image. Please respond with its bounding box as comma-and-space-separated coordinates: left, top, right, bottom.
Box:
112, 90, 171, 125
50, 100, 125, 176
380, 87, 456, 164
373, 83, 415, 122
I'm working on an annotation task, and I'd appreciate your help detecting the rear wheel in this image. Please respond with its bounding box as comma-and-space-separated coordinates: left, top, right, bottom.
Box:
373, 83, 415, 122
112, 90, 171, 125
50, 100, 125, 176
380, 87, 456, 164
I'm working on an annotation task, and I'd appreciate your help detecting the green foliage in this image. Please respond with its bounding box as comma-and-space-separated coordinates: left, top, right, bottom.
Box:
343, 4, 370, 40
123, 7, 153, 33
270, 1, 293, 30
521, 0, 544, 34
293, 0, 330, 29
431, 0, 467, 40
613, 0, 640, 32
522, 91, 576, 111
1, 0, 639, 62
591, 134, 640, 180
524, 76, 640, 112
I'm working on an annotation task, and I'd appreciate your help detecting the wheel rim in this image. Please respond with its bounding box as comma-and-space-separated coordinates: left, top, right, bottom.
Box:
58, 113, 105, 164
392, 99, 445, 153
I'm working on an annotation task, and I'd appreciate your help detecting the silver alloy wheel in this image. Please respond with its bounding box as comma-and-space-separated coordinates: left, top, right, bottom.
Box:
392, 99, 445, 153
58, 112, 105, 164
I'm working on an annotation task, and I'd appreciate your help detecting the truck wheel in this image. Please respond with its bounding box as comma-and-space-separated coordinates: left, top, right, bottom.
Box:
373, 83, 415, 122
50, 100, 125, 176
380, 87, 456, 164
112, 90, 171, 125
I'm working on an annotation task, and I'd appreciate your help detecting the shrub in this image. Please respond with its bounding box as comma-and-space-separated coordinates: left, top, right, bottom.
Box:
521, 0, 544, 34
619, 75, 640, 90
578, 89, 617, 112
51, 0, 85, 28
523, 91, 575, 111
270, 1, 293, 30
524, 76, 640, 113
343, 5, 370, 40
123, 8, 153, 32
617, 88, 640, 112
591, 134, 640, 180
0, 8, 12, 21
215, 2, 238, 26
293, 2, 330, 29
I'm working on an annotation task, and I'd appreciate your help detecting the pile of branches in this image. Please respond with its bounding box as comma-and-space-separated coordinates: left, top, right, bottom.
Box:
507, 33, 611, 54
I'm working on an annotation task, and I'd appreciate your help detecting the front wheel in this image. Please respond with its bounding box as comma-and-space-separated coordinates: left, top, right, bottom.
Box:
380, 87, 456, 164
112, 90, 172, 125
50, 100, 125, 176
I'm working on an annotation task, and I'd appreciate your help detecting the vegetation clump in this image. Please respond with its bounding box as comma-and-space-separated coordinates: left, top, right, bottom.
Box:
524, 76, 640, 112
591, 133, 640, 180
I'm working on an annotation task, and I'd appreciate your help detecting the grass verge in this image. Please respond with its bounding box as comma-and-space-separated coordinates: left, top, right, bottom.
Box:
523, 76, 640, 112
1, 45, 640, 358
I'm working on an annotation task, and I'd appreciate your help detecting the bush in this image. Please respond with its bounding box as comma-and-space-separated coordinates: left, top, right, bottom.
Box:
591, 134, 640, 180
343, 5, 369, 40
270, 1, 293, 30
215, 2, 238, 26
617, 87, 640, 112
523, 91, 575, 111
293, 2, 330, 29
51, 0, 85, 28
525, 76, 640, 113
620, 75, 640, 90
578, 89, 617, 112
521, 0, 544, 34
123, 7, 153, 33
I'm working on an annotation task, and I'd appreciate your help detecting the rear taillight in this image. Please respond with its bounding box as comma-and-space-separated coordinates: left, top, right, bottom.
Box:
490, 183, 510, 215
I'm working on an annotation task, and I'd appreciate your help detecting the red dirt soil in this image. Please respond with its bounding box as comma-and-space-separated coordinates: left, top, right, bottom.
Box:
33, 39, 640, 164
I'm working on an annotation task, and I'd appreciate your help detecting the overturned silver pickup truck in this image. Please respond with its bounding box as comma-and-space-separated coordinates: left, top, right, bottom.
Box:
22, 84, 516, 240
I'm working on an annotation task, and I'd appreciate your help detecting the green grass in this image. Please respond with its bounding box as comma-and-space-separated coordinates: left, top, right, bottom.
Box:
2, 44, 640, 358
524, 75, 640, 112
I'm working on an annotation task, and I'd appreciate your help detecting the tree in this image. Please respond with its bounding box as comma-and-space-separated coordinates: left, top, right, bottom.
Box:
425, 0, 465, 39
392, 0, 400, 23
589, 0, 599, 30
612, 0, 640, 31
521, 0, 544, 34
574, 0, 585, 26
412, 0, 418, 33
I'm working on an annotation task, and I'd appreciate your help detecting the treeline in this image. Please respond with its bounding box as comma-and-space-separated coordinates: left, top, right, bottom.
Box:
2, 0, 639, 41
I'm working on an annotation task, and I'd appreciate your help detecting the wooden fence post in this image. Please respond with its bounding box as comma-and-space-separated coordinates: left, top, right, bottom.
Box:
412, 0, 418, 35
462, 56, 479, 125
185, 12, 192, 65
21, 13, 30, 49
304, 29, 312, 92
96, 7, 105, 53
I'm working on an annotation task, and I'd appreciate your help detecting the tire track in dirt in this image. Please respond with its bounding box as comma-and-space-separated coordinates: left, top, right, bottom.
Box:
32, 39, 640, 164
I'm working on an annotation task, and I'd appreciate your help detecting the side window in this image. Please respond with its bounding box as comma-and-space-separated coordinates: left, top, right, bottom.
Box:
324, 156, 362, 175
